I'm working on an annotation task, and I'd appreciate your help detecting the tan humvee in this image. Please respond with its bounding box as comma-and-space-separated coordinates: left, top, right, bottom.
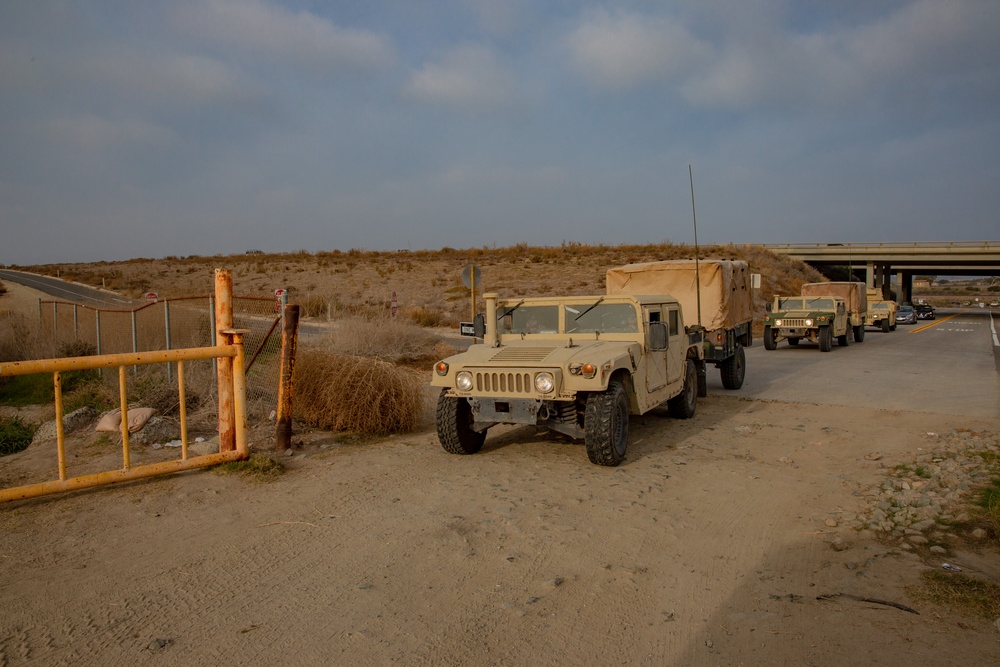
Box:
866, 288, 898, 332
763, 294, 851, 351
431, 292, 704, 466
605, 260, 753, 391
801, 282, 868, 343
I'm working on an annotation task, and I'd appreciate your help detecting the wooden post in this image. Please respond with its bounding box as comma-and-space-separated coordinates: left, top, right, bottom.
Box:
276, 304, 300, 451
215, 269, 235, 452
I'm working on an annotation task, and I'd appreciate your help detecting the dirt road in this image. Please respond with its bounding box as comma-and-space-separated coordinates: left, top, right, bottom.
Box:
2, 280, 999, 665
2, 395, 998, 666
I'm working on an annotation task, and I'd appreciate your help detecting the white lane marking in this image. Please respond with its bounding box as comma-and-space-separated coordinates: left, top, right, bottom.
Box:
991, 311, 999, 348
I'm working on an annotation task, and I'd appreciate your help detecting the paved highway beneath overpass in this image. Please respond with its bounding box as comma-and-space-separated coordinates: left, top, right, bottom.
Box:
764, 241, 1000, 303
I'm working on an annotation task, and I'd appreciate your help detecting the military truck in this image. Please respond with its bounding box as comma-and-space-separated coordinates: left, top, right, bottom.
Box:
605, 260, 753, 391
866, 288, 897, 332
764, 281, 867, 351
431, 292, 705, 466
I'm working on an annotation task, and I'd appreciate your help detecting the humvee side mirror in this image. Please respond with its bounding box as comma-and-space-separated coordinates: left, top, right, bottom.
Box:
473, 313, 486, 338
649, 322, 668, 351
765, 302, 772, 312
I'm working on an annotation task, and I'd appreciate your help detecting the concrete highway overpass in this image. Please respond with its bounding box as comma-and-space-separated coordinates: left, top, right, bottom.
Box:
763, 241, 1000, 303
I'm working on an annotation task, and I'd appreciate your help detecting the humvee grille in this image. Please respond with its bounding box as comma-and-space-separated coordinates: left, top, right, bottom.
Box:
476, 371, 532, 394
489, 347, 556, 362
781, 318, 809, 327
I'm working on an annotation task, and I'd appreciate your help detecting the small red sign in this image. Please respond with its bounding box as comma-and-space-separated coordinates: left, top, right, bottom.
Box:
145, 292, 158, 303
274, 288, 286, 298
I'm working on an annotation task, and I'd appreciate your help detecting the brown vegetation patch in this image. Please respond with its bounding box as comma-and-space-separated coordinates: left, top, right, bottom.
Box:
293, 348, 424, 435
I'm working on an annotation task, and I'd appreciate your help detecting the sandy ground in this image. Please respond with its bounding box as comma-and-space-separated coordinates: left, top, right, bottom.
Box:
2, 282, 1000, 666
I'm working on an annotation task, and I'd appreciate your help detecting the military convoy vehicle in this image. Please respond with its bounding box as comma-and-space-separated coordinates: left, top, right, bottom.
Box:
866, 288, 897, 332
605, 260, 753, 391
763, 282, 867, 352
431, 292, 705, 466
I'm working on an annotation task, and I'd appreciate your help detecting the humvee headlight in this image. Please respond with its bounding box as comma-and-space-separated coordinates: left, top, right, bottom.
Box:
534, 372, 555, 394
774, 319, 782, 327
435, 361, 449, 376
581, 363, 596, 378
804, 318, 814, 326
455, 371, 474, 391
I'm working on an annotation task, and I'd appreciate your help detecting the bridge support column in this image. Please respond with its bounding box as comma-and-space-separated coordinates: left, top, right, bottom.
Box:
865, 262, 874, 289
880, 266, 892, 300
896, 271, 914, 304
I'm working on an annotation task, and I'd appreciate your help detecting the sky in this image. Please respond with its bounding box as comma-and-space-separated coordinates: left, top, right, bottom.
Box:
1, 0, 999, 265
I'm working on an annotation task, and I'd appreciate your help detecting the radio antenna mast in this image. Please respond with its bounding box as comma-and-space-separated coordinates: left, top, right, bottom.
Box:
689, 164, 702, 327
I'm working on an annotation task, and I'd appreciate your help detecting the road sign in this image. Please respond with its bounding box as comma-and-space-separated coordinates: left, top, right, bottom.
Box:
145, 292, 158, 303
461, 264, 481, 289
274, 288, 286, 298
459, 322, 476, 337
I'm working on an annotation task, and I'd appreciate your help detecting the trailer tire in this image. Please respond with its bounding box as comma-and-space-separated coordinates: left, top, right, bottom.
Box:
853, 325, 865, 343
720, 344, 745, 390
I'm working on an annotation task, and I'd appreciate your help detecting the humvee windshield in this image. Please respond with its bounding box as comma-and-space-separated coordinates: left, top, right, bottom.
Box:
500, 302, 639, 334
778, 297, 836, 310
872, 302, 890, 311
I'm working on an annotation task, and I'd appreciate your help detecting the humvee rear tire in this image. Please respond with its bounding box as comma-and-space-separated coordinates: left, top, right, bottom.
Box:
881, 319, 890, 333
585, 379, 629, 466
818, 326, 833, 352
763, 326, 777, 351
787, 337, 799, 346
668, 359, 698, 419
436, 391, 485, 455
720, 344, 745, 390
853, 325, 865, 343
838, 330, 850, 347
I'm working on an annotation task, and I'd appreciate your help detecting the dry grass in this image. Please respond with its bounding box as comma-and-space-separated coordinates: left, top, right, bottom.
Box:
213, 454, 285, 482
910, 570, 1000, 620
293, 347, 425, 435
318, 314, 444, 366
0, 312, 48, 363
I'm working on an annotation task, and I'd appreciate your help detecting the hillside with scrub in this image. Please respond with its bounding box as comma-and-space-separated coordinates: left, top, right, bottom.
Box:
11, 243, 824, 329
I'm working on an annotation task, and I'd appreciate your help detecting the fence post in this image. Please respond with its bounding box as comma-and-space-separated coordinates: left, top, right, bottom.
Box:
53, 302, 58, 347
276, 304, 300, 451
131, 309, 138, 373
164, 299, 172, 382
73, 304, 79, 341
215, 270, 235, 452
95, 310, 103, 378
209, 296, 217, 382
37, 298, 42, 326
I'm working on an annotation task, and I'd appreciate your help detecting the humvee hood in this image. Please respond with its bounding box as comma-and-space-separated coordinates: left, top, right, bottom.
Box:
450, 339, 640, 367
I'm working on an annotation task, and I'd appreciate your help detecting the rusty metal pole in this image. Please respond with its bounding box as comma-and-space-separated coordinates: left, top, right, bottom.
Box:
275, 304, 300, 451
215, 269, 235, 452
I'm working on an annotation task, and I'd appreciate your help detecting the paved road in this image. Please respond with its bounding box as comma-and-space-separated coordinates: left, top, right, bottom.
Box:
705, 307, 1000, 419
0, 269, 136, 308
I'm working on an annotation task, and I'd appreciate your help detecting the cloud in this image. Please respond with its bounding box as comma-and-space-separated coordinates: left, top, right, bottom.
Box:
171, 0, 396, 73
403, 45, 520, 112
566, 8, 711, 91
37, 115, 174, 152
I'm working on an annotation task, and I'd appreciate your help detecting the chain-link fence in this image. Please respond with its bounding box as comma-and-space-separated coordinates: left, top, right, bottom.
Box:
37, 295, 283, 419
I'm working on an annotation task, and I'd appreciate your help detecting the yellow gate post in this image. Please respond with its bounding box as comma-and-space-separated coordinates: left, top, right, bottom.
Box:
215, 269, 236, 452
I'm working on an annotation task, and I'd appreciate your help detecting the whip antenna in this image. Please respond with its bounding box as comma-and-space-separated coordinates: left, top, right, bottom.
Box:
689, 164, 702, 327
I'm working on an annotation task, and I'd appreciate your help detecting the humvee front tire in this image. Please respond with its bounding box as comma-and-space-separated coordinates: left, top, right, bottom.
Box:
584, 379, 629, 467
720, 344, 745, 390
667, 359, 698, 419
436, 391, 485, 455
853, 325, 865, 343
881, 319, 890, 333
838, 330, 850, 347
818, 326, 833, 352
763, 326, 777, 351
